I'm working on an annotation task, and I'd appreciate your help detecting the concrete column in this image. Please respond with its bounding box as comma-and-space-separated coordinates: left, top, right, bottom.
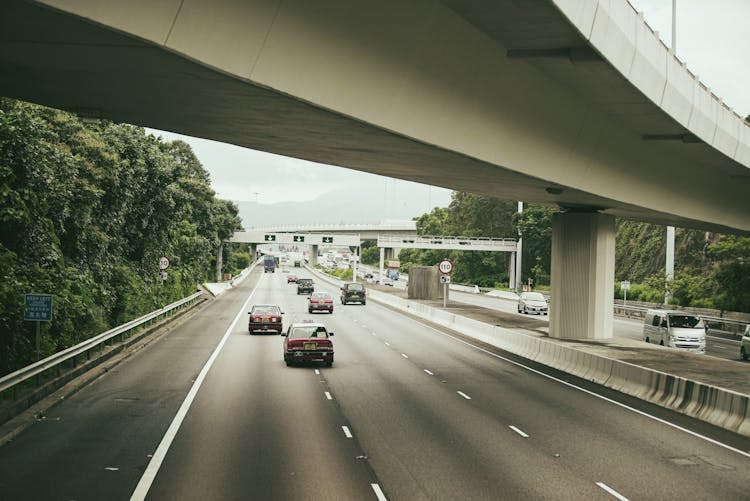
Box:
549, 212, 615, 340
508, 252, 516, 290
310, 245, 318, 267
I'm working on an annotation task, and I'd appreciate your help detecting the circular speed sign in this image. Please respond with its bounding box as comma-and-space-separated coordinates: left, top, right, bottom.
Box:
438, 259, 453, 274
159, 256, 171, 270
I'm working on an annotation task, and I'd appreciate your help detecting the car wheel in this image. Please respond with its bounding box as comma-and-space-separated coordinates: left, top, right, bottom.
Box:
329, 309, 333, 314
644, 337, 650, 343
362, 301, 366, 305
308, 309, 312, 313
659, 340, 664, 346
742, 346, 748, 360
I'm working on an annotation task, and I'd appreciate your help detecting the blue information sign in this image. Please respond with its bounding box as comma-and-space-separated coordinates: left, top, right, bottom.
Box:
24, 294, 53, 322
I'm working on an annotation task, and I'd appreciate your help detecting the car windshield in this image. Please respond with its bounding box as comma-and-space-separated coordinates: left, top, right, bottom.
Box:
299, 279, 312, 284
347, 284, 364, 291
290, 326, 328, 339
252, 306, 279, 315
523, 293, 545, 301
668, 314, 703, 328
311, 293, 331, 300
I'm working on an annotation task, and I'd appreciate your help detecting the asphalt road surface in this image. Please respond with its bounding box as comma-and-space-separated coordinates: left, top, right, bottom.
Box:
0, 268, 748, 500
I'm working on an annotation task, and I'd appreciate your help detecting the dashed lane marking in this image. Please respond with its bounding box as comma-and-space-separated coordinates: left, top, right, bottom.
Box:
342, 426, 353, 438
457, 391, 472, 400
596, 482, 629, 501
509, 426, 529, 438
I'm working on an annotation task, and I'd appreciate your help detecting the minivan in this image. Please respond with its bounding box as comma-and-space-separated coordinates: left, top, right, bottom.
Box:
643, 309, 706, 354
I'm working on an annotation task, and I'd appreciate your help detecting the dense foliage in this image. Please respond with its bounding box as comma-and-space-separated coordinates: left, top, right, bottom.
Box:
0, 99, 242, 375
403, 192, 749, 312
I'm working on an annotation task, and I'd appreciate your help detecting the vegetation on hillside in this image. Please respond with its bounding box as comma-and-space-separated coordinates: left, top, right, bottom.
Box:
0, 99, 243, 375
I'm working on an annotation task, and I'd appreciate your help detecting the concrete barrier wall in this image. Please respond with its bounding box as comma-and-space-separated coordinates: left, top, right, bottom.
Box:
307, 266, 750, 437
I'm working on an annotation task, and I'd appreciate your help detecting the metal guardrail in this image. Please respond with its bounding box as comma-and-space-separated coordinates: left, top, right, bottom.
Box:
0, 291, 204, 395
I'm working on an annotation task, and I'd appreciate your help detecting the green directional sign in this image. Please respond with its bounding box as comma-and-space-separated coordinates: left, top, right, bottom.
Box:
24, 294, 53, 321
293, 235, 305, 242
264, 234, 276, 242
322, 236, 333, 243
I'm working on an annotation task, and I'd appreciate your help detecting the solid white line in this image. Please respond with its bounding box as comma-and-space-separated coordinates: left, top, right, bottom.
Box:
342, 426, 353, 438
401, 353, 409, 359
596, 482, 630, 501
509, 425, 529, 438
457, 391, 472, 400
371, 483, 388, 501
130, 276, 263, 500
407, 318, 750, 459
325, 392, 332, 400
424, 369, 434, 376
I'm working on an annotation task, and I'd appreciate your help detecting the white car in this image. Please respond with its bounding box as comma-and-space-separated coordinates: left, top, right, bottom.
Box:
741, 324, 750, 361
518, 292, 548, 315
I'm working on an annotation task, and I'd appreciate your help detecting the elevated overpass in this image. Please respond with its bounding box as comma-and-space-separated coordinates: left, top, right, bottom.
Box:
2, 0, 748, 341
253, 220, 417, 241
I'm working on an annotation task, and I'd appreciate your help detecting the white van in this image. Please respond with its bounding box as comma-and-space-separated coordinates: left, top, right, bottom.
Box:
643, 309, 706, 354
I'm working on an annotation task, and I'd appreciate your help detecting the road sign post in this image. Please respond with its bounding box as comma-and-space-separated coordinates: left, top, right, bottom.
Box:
24, 294, 52, 360
438, 259, 454, 308
620, 280, 631, 305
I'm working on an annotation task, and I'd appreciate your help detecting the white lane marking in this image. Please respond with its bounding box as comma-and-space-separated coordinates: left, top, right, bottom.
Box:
325, 392, 332, 400
130, 276, 263, 500
371, 483, 388, 501
401, 353, 409, 359
596, 482, 630, 501
457, 391, 472, 400
384, 341, 390, 347
372, 332, 377, 336
314, 369, 320, 375
407, 318, 750, 459
424, 369, 434, 376
342, 426, 353, 438
509, 425, 529, 438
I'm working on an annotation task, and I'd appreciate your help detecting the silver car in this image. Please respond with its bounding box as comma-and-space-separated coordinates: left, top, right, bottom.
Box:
741, 325, 750, 361
518, 292, 548, 315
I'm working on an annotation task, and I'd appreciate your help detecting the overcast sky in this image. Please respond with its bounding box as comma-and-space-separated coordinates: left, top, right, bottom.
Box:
147, 0, 749, 212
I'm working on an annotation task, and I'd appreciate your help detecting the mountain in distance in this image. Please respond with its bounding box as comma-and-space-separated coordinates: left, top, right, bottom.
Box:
234, 186, 448, 229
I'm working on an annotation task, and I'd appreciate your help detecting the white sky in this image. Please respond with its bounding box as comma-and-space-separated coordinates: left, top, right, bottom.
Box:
149, 0, 749, 208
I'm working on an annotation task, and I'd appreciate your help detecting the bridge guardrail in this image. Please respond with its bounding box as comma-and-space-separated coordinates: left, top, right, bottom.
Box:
0, 291, 204, 396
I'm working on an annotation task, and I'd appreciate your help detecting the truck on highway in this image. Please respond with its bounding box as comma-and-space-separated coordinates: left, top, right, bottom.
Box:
263, 255, 276, 273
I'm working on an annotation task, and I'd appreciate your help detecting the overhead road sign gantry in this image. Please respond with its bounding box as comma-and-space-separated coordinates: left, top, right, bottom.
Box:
230, 231, 359, 246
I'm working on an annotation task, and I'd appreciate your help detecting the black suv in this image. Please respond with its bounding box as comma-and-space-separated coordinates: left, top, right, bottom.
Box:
340, 282, 366, 305
297, 278, 314, 295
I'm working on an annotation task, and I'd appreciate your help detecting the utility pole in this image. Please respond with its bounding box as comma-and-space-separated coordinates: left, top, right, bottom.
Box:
666, 0, 677, 304
515, 201, 523, 291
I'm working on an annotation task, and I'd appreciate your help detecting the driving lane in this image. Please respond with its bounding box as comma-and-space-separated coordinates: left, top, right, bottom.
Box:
140, 270, 380, 500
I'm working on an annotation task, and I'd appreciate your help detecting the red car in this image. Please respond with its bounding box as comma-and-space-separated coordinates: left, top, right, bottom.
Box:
283, 322, 334, 366
248, 304, 284, 334
308, 292, 334, 314
287, 274, 298, 283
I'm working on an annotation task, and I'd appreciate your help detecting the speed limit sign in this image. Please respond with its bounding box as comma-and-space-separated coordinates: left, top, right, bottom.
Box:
159, 256, 171, 270
438, 259, 453, 274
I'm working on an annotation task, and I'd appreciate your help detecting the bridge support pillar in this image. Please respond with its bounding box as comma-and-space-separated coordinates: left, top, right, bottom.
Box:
549, 212, 614, 340
310, 245, 318, 267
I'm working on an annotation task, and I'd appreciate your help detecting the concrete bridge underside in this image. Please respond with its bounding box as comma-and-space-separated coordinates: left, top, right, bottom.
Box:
2, 0, 749, 340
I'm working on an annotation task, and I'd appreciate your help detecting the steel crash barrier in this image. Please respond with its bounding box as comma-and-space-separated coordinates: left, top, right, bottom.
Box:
0, 291, 205, 402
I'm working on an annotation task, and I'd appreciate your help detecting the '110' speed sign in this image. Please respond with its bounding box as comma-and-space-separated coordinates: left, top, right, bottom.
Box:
438, 259, 453, 274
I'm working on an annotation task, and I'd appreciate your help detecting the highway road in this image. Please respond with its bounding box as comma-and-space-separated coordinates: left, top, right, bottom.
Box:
0, 268, 748, 500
